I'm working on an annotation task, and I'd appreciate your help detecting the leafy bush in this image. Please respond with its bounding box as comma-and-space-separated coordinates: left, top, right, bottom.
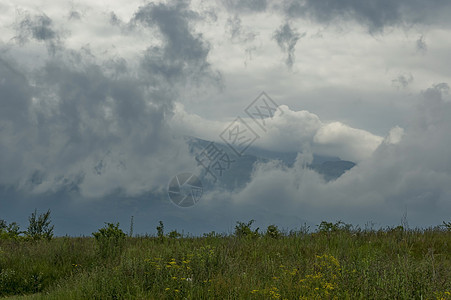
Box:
0, 220, 23, 240
235, 220, 259, 238
317, 221, 352, 234
168, 230, 182, 239
266, 224, 282, 239
26, 209, 54, 241
92, 223, 126, 259
203, 231, 223, 238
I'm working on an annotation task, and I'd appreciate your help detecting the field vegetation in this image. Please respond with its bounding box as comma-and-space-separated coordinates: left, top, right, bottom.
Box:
0, 211, 450, 299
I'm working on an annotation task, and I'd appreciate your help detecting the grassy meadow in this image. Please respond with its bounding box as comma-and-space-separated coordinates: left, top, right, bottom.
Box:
0, 218, 450, 299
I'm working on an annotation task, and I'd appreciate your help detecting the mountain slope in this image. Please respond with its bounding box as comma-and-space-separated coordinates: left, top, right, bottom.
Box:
187, 137, 355, 189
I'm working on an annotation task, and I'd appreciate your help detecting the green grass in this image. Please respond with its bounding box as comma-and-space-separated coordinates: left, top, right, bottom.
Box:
1, 225, 450, 299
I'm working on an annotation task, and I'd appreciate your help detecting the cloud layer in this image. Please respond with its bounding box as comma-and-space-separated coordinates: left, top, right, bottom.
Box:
0, 0, 450, 234
196, 84, 451, 230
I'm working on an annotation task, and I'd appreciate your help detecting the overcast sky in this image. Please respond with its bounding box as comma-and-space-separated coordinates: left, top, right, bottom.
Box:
1, 0, 450, 235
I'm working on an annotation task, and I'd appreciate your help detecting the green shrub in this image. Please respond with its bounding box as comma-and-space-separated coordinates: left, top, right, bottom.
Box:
26, 209, 54, 241
0, 220, 23, 240
168, 230, 182, 239
234, 220, 260, 238
317, 220, 352, 234
266, 224, 282, 239
156, 221, 164, 240
92, 222, 126, 259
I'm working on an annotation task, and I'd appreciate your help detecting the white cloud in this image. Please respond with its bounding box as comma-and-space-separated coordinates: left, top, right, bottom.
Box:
172, 103, 383, 162
313, 122, 383, 161
194, 83, 451, 229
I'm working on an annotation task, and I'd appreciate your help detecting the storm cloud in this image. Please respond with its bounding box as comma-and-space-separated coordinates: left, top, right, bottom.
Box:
283, 0, 451, 32
1, 0, 450, 235
0, 1, 219, 199
273, 22, 305, 68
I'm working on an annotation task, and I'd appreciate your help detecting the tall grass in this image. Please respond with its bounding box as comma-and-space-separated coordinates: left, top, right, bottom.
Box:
1, 223, 450, 299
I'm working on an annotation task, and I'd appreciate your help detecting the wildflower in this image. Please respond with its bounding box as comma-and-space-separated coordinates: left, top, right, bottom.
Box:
174, 289, 180, 293
323, 282, 335, 290
251, 290, 259, 294
186, 277, 193, 282
172, 276, 177, 280
165, 288, 170, 291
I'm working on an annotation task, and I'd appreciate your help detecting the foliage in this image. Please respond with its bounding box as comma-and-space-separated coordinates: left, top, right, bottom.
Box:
0, 220, 23, 240
317, 220, 352, 233
202, 231, 223, 238
265, 224, 282, 239
26, 209, 54, 241
92, 222, 126, 259
443, 221, 451, 231
156, 221, 164, 240
168, 230, 182, 239
0, 220, 450, 299
234, 219, 260, 238
129, 216, 134, 237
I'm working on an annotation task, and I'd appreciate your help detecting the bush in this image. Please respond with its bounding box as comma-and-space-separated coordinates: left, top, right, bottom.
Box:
317, 221, 352, 234
26, 209, 54, 241
234, 220, 260, 238
92, 223, 126, 259
168, 230, 182, 239
0, 220, 23, 240
266, 224, 282, 239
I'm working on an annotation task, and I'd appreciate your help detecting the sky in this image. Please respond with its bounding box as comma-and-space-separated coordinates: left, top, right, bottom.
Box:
1, 0, 450, 235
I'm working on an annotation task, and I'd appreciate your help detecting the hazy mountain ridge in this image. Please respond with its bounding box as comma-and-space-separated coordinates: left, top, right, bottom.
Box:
187, 137, 356, 189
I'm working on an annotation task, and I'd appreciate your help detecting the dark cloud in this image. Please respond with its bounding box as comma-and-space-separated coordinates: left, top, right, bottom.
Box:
416, 35, 427, 53
225, 15, 257, 43
0, 58, 33, 185
0, 58, 31, 124
226, 15, 242, 40
68, 11, 81, 21
109, 12, 122, 26
221, 0, 268, 13
392, 74, 414, 89
417, 83, 449, 130
0, 0, 224, 198
15, 13, 62, 54
273, 22, 305, 68
134, 0, 220, 85
283, 0, 451, 32
0, 51, 190, 195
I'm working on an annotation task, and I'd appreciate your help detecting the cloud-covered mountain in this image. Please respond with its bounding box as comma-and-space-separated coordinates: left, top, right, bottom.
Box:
188, 136, 356, 189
